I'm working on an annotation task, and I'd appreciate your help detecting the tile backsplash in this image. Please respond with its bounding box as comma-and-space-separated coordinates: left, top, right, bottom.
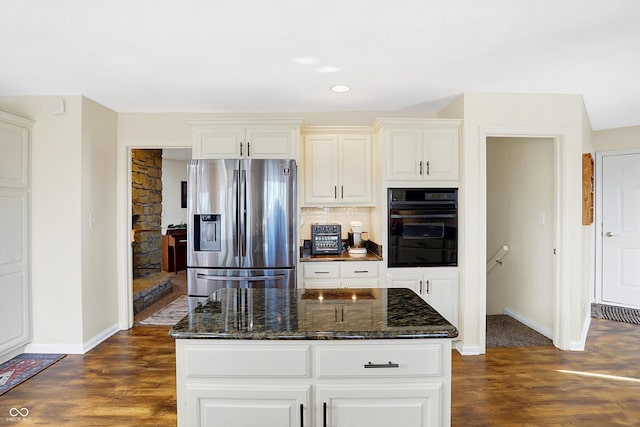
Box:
299, 207, 371, 241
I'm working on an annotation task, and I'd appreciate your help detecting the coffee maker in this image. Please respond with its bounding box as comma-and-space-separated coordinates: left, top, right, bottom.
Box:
347, 221, 368, 257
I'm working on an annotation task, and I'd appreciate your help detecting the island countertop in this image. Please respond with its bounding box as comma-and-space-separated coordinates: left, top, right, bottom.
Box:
169, 287, 458, 340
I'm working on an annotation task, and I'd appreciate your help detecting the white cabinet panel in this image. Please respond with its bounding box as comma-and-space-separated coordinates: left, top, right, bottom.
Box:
316, 344, 443, 378
0, 118, 29, 188
0, 111, 31, 362
302, 261, 381, 289
192, 121, 300, 160
303, 131, 372, 206
378, 119, 460, 184
386, 268, 458, 327
317, 384, 442, 427
187, 386, 309, 427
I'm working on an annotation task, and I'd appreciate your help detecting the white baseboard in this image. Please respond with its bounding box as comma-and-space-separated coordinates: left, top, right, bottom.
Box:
24, 323, 120, 355
83, 323, 120, 353
455, 341, 481, 356
24, 342, 84, 354
569, 315, 591, 352
503, 307, 553, 339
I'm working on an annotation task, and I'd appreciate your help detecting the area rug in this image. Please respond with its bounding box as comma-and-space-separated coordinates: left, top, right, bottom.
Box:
486, 315, 553, 348
0, 353, 65, 396
139, 295, 189, 325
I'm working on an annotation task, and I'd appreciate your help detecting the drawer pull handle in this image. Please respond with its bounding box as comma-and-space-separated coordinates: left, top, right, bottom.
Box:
323, 402, 327, 427
314, 271, 331, 274
364, 361, 399, 369
354, 270, 369, 273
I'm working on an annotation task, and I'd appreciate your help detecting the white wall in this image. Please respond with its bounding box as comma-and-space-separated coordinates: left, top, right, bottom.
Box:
80, 97, 119, 346
161, 157, 188, 232
458, 93, 590, 353
0, 96, 85, 351
0, 96, 119, 353
593, 125, 640, 151
486, 137, 554, 332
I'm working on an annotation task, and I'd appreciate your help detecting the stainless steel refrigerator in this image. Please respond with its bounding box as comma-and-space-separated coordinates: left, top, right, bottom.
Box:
187, 159, 297, 308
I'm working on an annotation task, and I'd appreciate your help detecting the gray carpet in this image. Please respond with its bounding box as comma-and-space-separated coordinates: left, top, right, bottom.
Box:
486, 315, 553, 348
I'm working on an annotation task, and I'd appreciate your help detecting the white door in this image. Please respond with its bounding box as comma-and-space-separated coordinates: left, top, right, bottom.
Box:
318, 384, 442, 427
188, 386, 309, 427
601, 152, 640, 308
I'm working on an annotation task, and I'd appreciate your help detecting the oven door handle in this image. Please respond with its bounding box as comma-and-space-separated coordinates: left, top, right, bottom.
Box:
196, 274, 286, 282
390, 214, 456, 219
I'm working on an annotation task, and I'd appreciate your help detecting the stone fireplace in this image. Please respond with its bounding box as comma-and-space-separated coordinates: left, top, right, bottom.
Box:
131, 149, 163, 279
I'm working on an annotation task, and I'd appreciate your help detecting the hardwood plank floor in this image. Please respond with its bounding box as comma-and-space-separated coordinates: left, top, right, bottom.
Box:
1, 319, 639, 426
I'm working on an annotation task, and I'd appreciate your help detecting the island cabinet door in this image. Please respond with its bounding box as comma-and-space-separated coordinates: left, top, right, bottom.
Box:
316, 384, 442, 427
184, 386, 310, 427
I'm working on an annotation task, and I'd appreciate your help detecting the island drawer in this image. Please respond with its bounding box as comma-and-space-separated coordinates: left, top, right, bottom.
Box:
303, 263, 340, 279
315, 343, 443, 378
340, 262, 379, 278
182, 344, 310, 378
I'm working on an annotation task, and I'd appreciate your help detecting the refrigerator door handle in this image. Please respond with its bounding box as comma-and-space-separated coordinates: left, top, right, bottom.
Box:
233, 169, 240, 259
196, 274, 286, 282
240, 169, 247, 259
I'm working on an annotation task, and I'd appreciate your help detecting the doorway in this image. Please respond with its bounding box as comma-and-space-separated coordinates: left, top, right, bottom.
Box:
130, 148, 191, 325
486, 137, 556, 345
596, 150, 640, 309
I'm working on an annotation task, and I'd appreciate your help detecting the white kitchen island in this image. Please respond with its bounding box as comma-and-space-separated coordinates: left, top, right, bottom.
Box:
170, 287, 458, 427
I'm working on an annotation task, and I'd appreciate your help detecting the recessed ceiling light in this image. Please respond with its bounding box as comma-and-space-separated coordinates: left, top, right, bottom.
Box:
331, 85, 350, 92
317, 66, 340, 73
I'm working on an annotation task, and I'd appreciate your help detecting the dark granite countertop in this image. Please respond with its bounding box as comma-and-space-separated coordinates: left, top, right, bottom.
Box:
169, 287, 458, 340
299, 250, 383, 262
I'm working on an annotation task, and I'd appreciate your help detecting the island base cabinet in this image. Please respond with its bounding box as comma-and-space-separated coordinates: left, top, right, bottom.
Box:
184, 386, 310, 427
318, 384, 443, 427
176, 339, 452, 427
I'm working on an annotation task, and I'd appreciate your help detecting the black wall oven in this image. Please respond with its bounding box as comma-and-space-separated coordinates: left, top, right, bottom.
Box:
388, 188, 458, 268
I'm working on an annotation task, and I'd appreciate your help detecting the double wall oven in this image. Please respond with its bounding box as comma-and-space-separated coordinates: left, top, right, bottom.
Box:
388, 188, 458, 268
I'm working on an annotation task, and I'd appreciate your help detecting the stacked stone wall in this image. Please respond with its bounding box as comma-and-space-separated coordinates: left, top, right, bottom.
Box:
132, 149, 163, 278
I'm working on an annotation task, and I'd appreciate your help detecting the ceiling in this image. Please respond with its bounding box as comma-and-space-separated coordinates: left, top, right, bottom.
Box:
1, 0, 639, 130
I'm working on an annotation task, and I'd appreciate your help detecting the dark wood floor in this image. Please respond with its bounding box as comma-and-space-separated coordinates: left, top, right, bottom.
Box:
1, 318, 639, 426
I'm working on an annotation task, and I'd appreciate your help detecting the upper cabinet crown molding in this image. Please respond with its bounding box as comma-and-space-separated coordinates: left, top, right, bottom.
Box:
189, 118, 303, 160
373, 117, 462, 130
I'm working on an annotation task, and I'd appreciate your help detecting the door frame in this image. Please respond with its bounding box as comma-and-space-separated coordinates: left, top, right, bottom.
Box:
595, 148, 640, 308
478, 127, 566, 352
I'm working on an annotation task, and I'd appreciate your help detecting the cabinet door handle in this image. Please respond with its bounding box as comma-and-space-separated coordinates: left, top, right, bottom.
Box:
334, 186, 337, 199
425, 279, 430, 294
240, 142, 243, 156
300, 403, 304, 427
364, 361, 400, 368
247, 142, 251, 157
341, 185, 344, 199
426, 160, 430, 175
323, 402, 327, 427
419, 160, 423, 175
419, 280, 423, 294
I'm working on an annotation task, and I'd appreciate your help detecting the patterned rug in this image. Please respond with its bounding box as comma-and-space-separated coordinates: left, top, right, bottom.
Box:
138, 295, 189, 325
0, 353, 65, 396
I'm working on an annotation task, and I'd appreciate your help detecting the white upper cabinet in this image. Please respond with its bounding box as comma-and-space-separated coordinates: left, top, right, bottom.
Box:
190, 119, 302, 160
303, 128, 373, 206
376, 119, 461, 184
